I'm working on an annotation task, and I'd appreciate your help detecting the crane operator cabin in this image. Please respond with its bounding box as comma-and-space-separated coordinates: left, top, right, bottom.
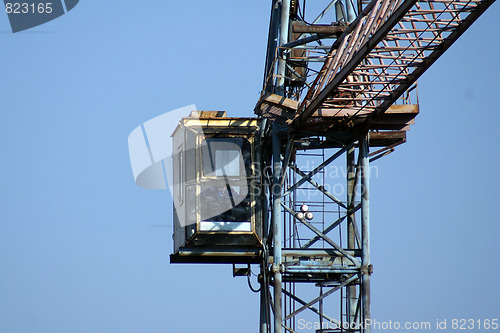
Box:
170, 111, 263, 264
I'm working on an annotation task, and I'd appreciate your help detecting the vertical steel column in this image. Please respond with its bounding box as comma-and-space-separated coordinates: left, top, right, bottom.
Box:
260, 265, 269, 333
264, 0, 281, 93
346, 147, 357, 326
357, 0, 363, 22
260, 117, 270, 333
273, 1, 288, 326
272, 126, 283, 333
276, 0, 291, 93
360, 136, 371, 333
346, 0, 357, 22
319, 286, 324, 332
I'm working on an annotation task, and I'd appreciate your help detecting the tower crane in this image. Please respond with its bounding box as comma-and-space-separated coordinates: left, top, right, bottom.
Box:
252, 1, 493, 332
128, 0, 495, 332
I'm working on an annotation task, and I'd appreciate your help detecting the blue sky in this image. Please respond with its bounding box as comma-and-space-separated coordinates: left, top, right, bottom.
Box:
0, 1, 498, 333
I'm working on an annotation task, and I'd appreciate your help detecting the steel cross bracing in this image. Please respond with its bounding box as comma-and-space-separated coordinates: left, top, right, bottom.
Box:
282, 141, 372, 333
258, 133, 373, 333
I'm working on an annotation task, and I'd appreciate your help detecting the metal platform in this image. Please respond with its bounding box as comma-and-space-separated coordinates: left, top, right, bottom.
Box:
170, 247, 262, 264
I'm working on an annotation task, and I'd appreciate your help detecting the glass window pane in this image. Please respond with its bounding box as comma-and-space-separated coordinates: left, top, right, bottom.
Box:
185, 130, 196, 183
202, 138, 248, 177
215, 149, 240, 176
200, 180, 251, 223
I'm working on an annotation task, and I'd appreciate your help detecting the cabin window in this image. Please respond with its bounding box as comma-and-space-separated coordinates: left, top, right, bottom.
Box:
185, 130, 197, 183
199, 137, 252, 228
177, 149, 183, 202
201, 138, 250, 178
185, 184, 197, 228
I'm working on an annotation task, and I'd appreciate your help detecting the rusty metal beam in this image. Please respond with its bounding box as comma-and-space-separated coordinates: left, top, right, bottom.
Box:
295, 0, 419, 125
292, 24, 347, 34
291, 0, 493, 130
365, 0, 494, 123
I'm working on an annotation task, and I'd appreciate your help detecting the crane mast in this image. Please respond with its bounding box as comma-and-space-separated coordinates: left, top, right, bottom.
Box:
128, 0, 494, 332
257, 0, 494, 333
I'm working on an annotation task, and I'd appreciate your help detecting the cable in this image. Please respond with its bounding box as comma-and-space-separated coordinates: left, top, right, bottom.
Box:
247, 266, 261, 293
297, 0, 315, 25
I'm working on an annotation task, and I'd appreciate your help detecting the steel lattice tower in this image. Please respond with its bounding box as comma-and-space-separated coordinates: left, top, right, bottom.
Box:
129, 0, 494, 332
255, 0, 494, 332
